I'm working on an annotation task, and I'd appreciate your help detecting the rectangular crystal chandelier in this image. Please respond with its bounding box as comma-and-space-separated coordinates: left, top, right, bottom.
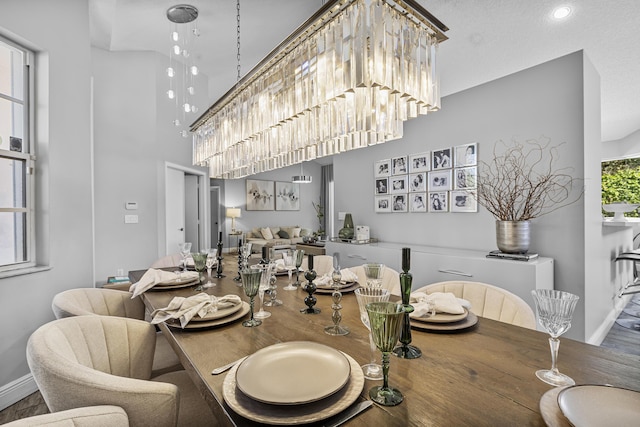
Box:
191, 0, 448, 179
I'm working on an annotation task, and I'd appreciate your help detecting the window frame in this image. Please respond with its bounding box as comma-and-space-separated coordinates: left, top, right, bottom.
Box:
0, 35, 36, 273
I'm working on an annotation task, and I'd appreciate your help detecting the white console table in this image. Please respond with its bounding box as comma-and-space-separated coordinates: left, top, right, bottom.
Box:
325, 241, 554, 311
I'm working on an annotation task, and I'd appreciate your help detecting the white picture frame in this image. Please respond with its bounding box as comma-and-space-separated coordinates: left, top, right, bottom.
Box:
392, 194, 408, 212
391, 155, 408, 175
429, 192, 448, 212
454, 166, 477, 189
409, 172, 427, 192
450, 190, 478, 212
409, 152, 430, 172
410, 193, 427, 212
375, 195, 392, 213
431, 147, 452, 170
454, 142, 478, 167
390, 175, 408, 194
428, 170, 452, 191
374, 159, 391, 177
275, 181, 300, 210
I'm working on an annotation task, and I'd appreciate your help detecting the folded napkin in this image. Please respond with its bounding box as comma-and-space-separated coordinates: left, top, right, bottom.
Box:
150, 293, 242, 328
274, 259, 286, 271
340, 268, 358, 283
129, 268, 199, 298
409, 291, 465, 318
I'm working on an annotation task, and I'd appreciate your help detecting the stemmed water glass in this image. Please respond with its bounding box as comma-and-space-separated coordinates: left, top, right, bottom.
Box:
204, 249, 216, 288
264, 261, 283, 307
363, 263, 385, 288
355, 287, 390, 380
191, 252, 208, 292
251, 265, 271, 319
282, 250, 297, 291
294, 249, 305, 286
241, 269, 262, 327
366, 302, 406, 406
531, 289, 580, 387
177, 242, 192, 280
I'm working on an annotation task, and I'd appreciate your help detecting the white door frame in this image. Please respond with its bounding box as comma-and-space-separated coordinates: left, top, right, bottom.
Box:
163, 162, 209, 256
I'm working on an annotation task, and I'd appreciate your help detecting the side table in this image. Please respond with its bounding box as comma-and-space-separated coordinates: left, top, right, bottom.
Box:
296, 242, 326, 256
228, 232, 243, 253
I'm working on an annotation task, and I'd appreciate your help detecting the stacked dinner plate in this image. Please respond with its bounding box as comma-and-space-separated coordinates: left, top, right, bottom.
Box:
150, 274, 200, 290
314, 279, 360, 294
164, 298, 250, 330
223, 341, 365, 425
409, 307, 478, 332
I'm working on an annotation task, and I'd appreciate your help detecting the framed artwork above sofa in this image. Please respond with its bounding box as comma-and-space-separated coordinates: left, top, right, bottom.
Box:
246, 179, 275, 211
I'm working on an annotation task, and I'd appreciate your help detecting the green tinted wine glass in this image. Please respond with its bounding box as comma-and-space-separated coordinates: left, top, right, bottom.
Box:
241, 269, 263, 327
191, 252, 208, 291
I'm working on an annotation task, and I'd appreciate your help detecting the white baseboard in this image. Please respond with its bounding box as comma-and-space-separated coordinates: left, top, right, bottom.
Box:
587, 293, 633, 346
0, 374, 39, 411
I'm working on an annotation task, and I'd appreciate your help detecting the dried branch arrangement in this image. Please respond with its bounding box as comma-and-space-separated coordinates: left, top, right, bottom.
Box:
475, 137, 584, 221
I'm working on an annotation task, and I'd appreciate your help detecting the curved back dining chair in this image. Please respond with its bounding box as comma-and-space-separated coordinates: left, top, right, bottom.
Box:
150, 254, 183, 269
51, 288, 181, 376
3, 405, 129, 426
419, 281, 536, 329
351, 265, 401, 296
27, 316, 218, 427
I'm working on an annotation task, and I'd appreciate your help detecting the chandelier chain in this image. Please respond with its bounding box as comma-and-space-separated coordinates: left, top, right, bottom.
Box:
236, 0, 241, 82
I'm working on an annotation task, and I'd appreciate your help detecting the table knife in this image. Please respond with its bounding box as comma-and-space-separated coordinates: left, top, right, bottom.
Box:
322, 400, 373, 427
211, 356, 247, 375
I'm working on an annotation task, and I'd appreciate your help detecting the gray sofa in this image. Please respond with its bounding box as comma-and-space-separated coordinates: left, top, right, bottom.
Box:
244, 226, 313, 253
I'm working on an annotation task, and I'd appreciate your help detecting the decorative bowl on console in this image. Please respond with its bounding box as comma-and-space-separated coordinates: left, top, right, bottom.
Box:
602, 202, 640, 221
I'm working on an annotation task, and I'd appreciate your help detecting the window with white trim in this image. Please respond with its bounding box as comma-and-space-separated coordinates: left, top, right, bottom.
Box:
0, 35, 35, 272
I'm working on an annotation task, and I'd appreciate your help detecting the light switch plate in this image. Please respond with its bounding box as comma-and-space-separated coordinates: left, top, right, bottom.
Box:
125, 202, 138, 210
124, 215, 138, 224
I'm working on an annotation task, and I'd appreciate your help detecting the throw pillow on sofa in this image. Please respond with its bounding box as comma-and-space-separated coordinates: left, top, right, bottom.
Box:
278, 230, 290, 239
261, 227, 274, 240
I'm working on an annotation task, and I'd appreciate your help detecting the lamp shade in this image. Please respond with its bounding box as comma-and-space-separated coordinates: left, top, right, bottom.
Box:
226, 208, 241, 219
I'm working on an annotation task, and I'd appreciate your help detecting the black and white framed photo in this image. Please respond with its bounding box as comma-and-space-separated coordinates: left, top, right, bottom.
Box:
431, 147, 452, 170
392, 194, 408, 212
429, 192, 448, 212
275, 181, 300, 211
450, 190, 478, 212
428, 169, 452, 191
409, 172, 426, 192
246, 179, 274, 211
374, 159, 391, 177
391, 156, 408, 175
454, 166, 477, 189
375, 195, 392, 213
410, 193, 427, 212
409, 152, 430, 172
375, 177, 389, 195
454, 142, 478, 167
390, 175, 408, 194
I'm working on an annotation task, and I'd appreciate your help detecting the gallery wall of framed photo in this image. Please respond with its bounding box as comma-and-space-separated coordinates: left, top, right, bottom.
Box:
374, 143, 478, 213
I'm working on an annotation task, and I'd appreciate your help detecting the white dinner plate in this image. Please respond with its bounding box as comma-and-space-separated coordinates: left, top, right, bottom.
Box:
410, 308, 469, 324
557, 385, 640, 427
189, 301, 243, 321
235, 341, 351, 405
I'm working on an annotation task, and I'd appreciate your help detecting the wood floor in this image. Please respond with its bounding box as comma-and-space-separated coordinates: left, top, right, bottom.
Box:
2, 297, 638, 424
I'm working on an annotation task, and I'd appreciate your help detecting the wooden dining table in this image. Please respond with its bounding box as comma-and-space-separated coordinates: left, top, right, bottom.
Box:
131, 267, 640, 427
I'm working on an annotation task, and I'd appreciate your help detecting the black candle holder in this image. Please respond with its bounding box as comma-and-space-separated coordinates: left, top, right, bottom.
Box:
234, 238, 243, 282
215, 239, 225, 278
301, 255, 320, 314
393, 247, 421, 359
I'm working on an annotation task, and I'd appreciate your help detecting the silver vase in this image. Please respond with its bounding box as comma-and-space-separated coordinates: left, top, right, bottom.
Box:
496, 220, 530, 254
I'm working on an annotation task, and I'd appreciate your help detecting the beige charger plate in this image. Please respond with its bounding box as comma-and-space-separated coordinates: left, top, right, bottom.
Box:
315, 283, 360, 294
539, 387, 571, 427
223, 352, 364, 425
149, 278, 199, 290
411, 311, 478, 331
165, 302, 249, 329
189, 301, 243, 322
410, 308, 469, 324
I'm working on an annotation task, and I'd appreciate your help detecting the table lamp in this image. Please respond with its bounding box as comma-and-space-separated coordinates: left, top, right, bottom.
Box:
226, 207, 241, 233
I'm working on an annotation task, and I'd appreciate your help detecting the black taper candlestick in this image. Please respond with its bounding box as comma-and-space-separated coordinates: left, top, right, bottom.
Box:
301, 254, 320, 314
234, 238, 243, 281
214, 234, 225, 278
393, 247, 422, 359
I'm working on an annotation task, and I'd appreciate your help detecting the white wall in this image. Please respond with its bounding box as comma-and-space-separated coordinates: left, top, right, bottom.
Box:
332, 51, 599, 341
0, 0, 93, 397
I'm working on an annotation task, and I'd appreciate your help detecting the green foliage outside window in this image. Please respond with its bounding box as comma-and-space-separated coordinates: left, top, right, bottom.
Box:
601, 159, 640, 217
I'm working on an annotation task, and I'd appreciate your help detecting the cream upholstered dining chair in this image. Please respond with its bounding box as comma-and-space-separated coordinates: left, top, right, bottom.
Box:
419, 281, 536, 329
3, 405, 129, 426
51, 288, 181, 376
27, 316, 218, 427
351, 265, 401, 296
150, 253, 183, 268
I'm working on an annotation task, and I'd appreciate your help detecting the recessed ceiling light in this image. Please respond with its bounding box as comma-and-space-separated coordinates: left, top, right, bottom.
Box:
553, 6, 572, 20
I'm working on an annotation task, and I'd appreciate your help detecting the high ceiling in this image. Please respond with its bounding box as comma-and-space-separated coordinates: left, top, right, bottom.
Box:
90, 0, 640, 143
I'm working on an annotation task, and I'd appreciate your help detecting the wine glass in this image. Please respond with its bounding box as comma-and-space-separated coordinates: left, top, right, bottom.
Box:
190, 252, 208, 291
294, 249, 305, 286
363, 263, 385, 288
264, 261, 283, 307
251, 265, 271, 319
355, 287, 390, 380
531, 289, 580, 387
366, 302, 405, 406
177, 242, 192, 280
204, 249, 216, 288
282, 250, 297, 291
241, 269, 263, 327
